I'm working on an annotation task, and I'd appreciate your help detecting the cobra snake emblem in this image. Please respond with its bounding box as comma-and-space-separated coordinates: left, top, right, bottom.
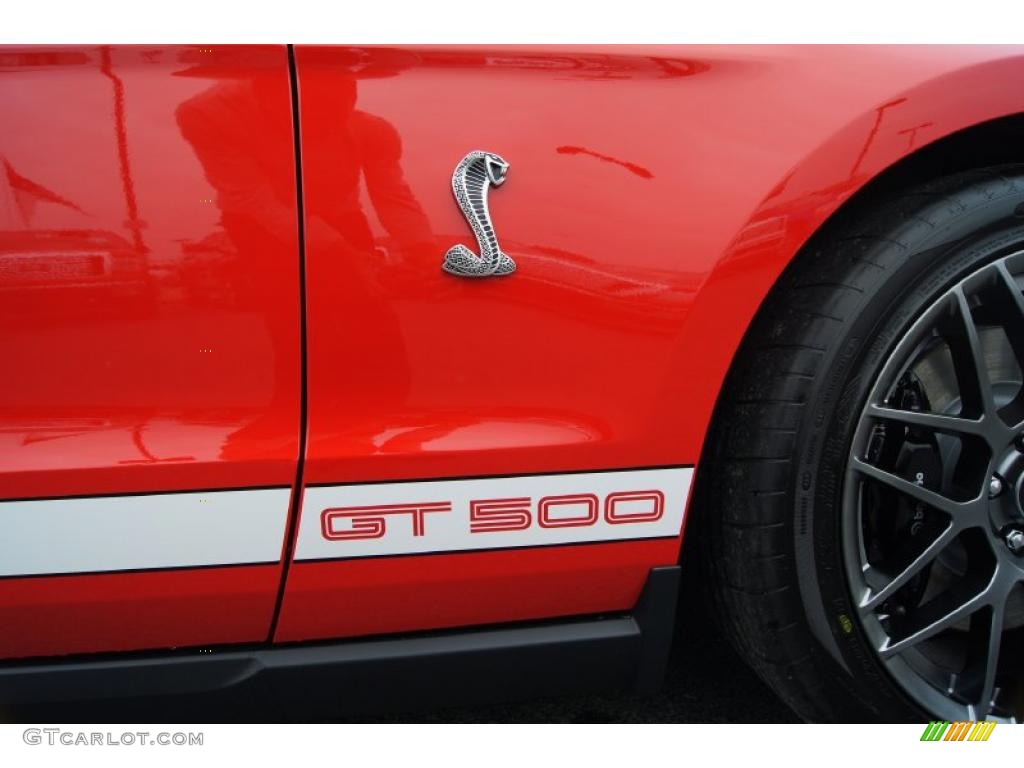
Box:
443, 150, 516, 277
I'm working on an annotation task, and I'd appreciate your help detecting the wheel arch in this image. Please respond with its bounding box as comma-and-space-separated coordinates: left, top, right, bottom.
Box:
672, 54, 1024, 717
678, 55, 1024, 538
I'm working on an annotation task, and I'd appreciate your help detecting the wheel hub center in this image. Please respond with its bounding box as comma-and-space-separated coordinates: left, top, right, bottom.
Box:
988, 446, 1024, 544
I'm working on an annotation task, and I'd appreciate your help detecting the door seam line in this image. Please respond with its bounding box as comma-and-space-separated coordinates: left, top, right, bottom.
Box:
267, 43, 309, 643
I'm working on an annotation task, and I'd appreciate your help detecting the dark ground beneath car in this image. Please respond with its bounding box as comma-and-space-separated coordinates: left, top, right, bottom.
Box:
2, 565, 799, 724
361, 579, 799, 724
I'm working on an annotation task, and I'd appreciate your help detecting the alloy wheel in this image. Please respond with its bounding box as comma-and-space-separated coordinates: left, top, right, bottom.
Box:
845, 250, 1024, 722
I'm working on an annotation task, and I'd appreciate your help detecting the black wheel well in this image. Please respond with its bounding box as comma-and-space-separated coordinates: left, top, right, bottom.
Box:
690, 112, 1024, 549
686, 119, 1024, 720
810, 112, 1024, 247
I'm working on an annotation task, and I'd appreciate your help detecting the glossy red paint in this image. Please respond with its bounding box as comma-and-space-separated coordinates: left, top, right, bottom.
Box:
5, 45, 1024, 662
0, 45, 300, 659
294, 45, 1024, 484
281, 45, 1024, 641
0, 565, 280, 659
274, 538, 679, 643
0, 45, 302, 498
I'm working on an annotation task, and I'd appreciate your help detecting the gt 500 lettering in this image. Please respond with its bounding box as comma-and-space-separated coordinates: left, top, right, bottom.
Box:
321, 489, 665, 541
296, 467, 692, 560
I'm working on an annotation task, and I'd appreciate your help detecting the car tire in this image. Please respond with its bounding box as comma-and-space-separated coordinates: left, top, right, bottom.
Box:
696, 166, 1024, 722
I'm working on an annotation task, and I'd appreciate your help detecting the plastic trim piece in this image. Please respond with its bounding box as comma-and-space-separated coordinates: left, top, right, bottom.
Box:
0, 566, 680, 714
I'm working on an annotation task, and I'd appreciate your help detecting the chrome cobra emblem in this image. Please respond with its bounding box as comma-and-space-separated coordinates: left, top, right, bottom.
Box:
443, 150, 516, 277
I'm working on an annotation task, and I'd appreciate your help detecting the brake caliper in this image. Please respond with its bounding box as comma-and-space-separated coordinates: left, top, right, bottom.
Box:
864, 373, 945, 611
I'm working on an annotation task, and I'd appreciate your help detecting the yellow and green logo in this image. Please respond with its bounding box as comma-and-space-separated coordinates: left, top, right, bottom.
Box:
920, 721, 997, 741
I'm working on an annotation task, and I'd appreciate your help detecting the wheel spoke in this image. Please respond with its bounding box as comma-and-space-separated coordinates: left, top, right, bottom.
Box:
995, 260, 1024, 326
992, 261, 1024, 421
879, 588, 991, 659
851, 457, 974, 517
948, 288, 997, 417
865, 404, 986, 436
971, 602, 1005, 721
860, 523, 958, 612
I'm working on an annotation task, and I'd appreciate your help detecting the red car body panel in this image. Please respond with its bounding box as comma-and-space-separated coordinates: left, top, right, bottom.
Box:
297, 45, 1024, 482
0, 45, 301, 658
275, 538, 677, 643
2, 45, 1024, 660
0, 565, 280, 659
0, 45, 303, 497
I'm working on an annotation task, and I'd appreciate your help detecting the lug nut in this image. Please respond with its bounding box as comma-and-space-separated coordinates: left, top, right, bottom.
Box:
1006, 529, 1024, 555
1016, 433, 1024, 453
989, 475, 1005, 498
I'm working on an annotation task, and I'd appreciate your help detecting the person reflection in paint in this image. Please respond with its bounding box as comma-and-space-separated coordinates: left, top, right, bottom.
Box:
176, 52, 432, 457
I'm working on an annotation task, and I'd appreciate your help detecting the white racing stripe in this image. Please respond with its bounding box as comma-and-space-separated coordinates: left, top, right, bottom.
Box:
0, 468, 692, 576
295, 467, 693, 561
0, 488, 291, 577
